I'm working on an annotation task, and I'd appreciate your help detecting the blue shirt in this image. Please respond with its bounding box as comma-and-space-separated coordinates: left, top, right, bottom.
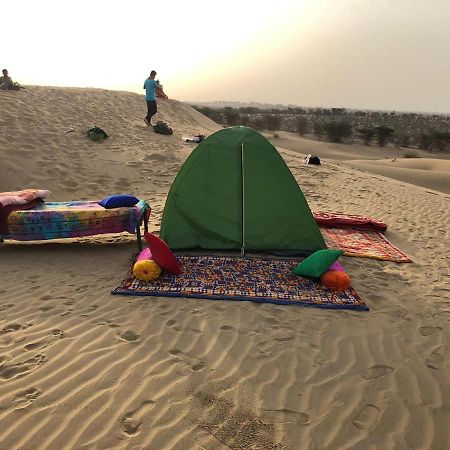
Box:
144, 79, 157, 101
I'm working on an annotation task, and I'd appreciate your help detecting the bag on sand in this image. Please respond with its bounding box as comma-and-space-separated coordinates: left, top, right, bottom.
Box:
87, 127, 108, 141
308, 156, 321, 165
153, 121, 173, 135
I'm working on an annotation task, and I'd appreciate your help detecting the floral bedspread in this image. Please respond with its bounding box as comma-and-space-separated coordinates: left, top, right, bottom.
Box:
0, 200, 149, 241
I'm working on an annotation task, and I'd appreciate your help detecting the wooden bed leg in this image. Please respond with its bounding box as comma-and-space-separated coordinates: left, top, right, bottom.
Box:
136, 209, 149, 251
144, 210, 149, 232
136, 224, 143, 251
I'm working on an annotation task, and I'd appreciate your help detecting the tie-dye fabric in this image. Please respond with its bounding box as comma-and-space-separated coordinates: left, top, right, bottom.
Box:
1, 200, 149, 241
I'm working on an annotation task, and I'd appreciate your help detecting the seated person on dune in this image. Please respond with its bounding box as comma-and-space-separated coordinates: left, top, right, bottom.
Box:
0, 69, 20, 90
0, 69, 13, 89
156, 80, 168, 100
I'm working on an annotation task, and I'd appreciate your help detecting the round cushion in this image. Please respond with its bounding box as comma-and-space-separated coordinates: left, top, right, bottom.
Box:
320, 270, 351, 291
328, 261, 346, 272
136, 247, 152, 262
133, 259, 162, 282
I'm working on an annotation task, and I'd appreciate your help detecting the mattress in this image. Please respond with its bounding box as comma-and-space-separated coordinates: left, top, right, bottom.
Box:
1, 200, 150, 241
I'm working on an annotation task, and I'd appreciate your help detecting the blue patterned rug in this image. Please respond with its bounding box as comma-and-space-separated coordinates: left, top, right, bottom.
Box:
112, 254, 368, 311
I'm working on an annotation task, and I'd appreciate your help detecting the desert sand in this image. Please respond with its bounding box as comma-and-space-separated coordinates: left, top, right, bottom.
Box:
0, 87, 449, 450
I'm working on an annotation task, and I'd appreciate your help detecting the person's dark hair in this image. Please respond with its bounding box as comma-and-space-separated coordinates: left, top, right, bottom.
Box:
150, 70, 156, 77
2, 69, 8, 75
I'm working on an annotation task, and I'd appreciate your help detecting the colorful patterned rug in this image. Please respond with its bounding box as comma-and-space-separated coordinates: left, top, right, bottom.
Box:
112, 254, 368, 311
321, 227, 411, 263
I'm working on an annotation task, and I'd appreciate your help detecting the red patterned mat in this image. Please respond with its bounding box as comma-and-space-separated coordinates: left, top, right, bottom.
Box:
314, 212, 387, 232
321, 227, 411, 263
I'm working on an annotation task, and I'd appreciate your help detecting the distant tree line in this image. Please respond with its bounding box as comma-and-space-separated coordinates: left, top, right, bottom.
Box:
191, 105, 450, 152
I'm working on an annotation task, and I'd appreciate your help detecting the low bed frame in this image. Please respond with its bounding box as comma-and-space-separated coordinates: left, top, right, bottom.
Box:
0, 200, 150, 250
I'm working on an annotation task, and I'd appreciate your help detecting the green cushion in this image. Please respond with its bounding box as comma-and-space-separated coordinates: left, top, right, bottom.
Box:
292, 249, 344, 278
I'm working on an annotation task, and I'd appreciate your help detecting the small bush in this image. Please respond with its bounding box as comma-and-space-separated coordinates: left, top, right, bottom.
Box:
323, 120, 353, 143
403, 150, 420, 158
273, 133, 279, 138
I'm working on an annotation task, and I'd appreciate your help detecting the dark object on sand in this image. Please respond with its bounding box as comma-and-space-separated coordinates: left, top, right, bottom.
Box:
87, 127, 108, 141
308, 156, 321, 165
153, 121, 173, 135
185, 134, 205, 143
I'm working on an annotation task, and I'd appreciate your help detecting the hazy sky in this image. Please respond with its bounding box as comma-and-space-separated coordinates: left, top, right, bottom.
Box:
3, 0, 450, 113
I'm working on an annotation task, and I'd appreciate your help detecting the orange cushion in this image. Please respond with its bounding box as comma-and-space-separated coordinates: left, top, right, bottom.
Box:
320, 271, 351, 291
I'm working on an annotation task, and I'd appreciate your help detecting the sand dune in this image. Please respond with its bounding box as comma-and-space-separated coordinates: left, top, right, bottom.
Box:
343, 158, 450, 194
1, 87, 450, 449
269, 131, 450, 195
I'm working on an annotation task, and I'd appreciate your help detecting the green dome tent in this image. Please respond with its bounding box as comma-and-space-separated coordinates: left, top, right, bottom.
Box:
160, 126, 326, 253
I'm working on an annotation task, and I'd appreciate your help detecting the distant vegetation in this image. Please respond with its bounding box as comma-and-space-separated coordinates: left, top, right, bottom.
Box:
191, 104, 450, 152
403, 150, 420, 158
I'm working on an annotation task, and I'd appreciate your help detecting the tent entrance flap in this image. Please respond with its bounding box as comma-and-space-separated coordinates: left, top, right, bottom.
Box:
241, 141, 245, 255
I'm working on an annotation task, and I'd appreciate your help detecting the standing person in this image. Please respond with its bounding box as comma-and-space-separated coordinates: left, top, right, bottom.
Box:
0, 69, 14, 90
143, 70, 158, 126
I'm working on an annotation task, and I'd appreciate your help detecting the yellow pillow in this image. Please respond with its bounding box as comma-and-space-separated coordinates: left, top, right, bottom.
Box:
133, 259, 162, 282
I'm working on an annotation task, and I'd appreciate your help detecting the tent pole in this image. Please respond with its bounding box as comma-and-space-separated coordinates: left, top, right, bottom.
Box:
240, 141, 245, 256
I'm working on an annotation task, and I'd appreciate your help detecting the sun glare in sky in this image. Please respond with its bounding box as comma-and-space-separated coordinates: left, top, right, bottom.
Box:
3, 0, 450, 113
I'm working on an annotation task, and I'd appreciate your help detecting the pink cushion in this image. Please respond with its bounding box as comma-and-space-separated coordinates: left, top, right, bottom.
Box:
0, 189, 51, 207
144, 232, 182, 275
136, 247, 153, 261
328, 261, 346, 272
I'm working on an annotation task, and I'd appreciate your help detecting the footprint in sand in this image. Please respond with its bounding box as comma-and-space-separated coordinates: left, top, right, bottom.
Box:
52, 329, 66, 338
264, 317, 280, 326
0, 304, 14, 311
12, 387, 41, 410
169, 349, 205, 372
166, 319, 182, 331
119, 331, 140, 342
24, 329, 66, 351
426, 347, 445, 370
75, 284, 89, 292
1, 324, 22, 334
0, 354, 48, 380
24, 339, 48, 352
352, 404, 380, 430
39, 306, 55, 312
87, 305, 99, 312
361, 365, 394, 380
92, 318, 121, 328
273, 331, 295, 342
420, 326, 443, 336
260, 409, 310, 425
121, 400, 155, 435
432, 311, 450, 321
